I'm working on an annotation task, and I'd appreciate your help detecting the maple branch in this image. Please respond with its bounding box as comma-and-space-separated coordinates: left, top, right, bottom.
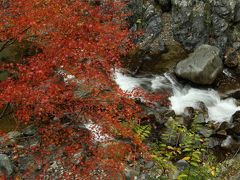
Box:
0, 102, 10, 119
0, 25, 32, 53
0, 38, 15, 53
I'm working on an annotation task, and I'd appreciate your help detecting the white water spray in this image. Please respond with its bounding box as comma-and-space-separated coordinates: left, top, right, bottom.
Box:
114, 70, 240, 122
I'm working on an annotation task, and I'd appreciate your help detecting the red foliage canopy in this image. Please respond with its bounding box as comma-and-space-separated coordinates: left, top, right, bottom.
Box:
0, 0, 145, 178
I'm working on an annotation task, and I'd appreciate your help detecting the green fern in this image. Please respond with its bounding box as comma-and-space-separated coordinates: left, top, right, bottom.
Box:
134, 124, 151, 141
149, 115, 218, 179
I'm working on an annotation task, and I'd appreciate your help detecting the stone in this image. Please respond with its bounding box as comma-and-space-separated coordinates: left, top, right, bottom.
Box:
224, 89, 240, 99
175, 160, 189, 171
195, 113, 206, 124
208, 137, 222, 148
224, 48, 240, 68
221, 135, 240, 150
183, 107, 194, 129
212, 0, 237, 21
175, 44, 223, 85
144, 161, 155, 169
196, 101, 209, 119
0, 154, 13, 177
159, 109, 175, 125
231, 111, 240, 123
228, 123, 240, 134
232, 24, 240, 43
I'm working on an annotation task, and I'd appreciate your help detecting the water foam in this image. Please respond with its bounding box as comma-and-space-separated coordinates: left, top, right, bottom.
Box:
114, 70, 240, 122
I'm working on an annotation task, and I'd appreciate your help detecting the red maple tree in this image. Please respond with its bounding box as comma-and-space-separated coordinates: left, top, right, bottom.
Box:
0, 0, 147, 178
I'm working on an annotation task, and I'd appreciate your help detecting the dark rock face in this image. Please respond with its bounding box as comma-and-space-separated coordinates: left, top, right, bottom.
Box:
171, 0, 240, 53
138, 2, 164, 56
127, 1, 164, 57
156, 0, 172, 12
175, 44, 223, 85
171, 0, 210, 51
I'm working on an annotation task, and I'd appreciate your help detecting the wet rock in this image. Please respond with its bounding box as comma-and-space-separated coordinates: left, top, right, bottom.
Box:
0, 154, 13, 177
224, 47, 240, 68
158, 109, 175, 125
217, 121, 231, 132
231, 110, 240, 123
183, 107, 194, 129
208, 137, 222, 148
222, 88, 240, 99
215, 130, 228, 137
213, 121, 231, 138
228, 123, 240, 134
144, 161, 155, 169
175, 44, 223, 85
221, 135, 240, 150
195, 113, 206, 124
196, 101, 209, 119
175, 160, 189, 171
231, 24, 240, 43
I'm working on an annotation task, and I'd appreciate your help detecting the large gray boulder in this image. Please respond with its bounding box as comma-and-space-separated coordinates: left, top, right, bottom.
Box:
175, 44, 223, 85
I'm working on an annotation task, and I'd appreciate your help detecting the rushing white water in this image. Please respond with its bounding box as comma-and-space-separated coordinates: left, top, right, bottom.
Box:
114, 70, 240, 122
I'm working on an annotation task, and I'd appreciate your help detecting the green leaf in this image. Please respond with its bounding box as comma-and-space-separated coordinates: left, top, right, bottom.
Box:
177, 174, 188, 180
190, 161, 198, 167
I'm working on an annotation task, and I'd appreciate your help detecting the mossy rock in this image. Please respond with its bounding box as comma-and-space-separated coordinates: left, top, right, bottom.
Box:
0, 40, 41, 63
